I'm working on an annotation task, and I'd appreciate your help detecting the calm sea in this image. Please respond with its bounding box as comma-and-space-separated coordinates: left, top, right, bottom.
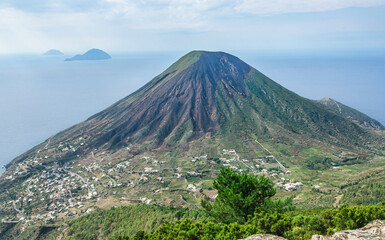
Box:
1, 51, 384, 174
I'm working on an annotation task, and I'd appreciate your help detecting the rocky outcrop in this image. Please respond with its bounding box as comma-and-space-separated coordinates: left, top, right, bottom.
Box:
240, 234, 287, 240
241, 220, 385, 240
312, 220, 385, 240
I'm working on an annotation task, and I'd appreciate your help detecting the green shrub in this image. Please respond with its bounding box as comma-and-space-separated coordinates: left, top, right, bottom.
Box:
201, 167, 292, 223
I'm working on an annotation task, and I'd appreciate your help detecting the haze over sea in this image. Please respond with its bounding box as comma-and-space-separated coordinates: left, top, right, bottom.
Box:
1, 51, 384, 174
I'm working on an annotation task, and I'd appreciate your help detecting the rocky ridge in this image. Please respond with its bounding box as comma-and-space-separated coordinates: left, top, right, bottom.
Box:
312, 220, 385, 240
241, 220, 385, 240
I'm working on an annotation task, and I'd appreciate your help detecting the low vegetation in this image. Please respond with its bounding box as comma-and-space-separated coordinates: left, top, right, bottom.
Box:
63, 205, 205, 240
118, 203, 385, 240
63, 168, 385, 240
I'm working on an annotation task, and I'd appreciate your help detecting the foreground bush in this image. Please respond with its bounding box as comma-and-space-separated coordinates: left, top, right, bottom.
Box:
119, 203, 385, 240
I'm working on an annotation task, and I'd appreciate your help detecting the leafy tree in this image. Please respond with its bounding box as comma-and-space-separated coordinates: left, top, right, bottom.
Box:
201, 167, 277, 223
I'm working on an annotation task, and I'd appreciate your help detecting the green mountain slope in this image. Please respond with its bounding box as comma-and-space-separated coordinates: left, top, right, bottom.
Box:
315, 97, 384, 130
7, 51, 382, 168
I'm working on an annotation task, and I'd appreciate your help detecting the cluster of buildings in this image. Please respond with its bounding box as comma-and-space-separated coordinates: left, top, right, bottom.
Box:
2, 164, 99, 225
276, 179, 303, 191
1, 143, 307, 227
187, 184, 198, 192
2, 158, 42, 181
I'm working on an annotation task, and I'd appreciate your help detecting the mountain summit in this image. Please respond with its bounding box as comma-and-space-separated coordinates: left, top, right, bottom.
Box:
86, 51, 252, 147
8, 51, 382, 168
76, 50, 379, 150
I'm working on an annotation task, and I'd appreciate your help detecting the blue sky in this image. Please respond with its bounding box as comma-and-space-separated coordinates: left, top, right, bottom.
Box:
0, 0, 385, 53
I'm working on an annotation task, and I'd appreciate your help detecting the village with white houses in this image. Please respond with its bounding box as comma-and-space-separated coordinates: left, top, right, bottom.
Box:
0, 138, 303, 228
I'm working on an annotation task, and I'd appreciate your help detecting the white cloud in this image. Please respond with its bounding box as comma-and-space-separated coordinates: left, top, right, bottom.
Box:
0, 8, 109, 53
95, 0, 385, 30
0, 0, 384, 53
98, 0, 231, 31
234, 0, 385, 15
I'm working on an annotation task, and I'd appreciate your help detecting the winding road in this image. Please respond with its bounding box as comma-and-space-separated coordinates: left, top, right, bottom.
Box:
254, 139, 286, 170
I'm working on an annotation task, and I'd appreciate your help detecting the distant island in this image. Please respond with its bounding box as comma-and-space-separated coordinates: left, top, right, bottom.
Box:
65, 48, 111, 61
43, 49, 64, 55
